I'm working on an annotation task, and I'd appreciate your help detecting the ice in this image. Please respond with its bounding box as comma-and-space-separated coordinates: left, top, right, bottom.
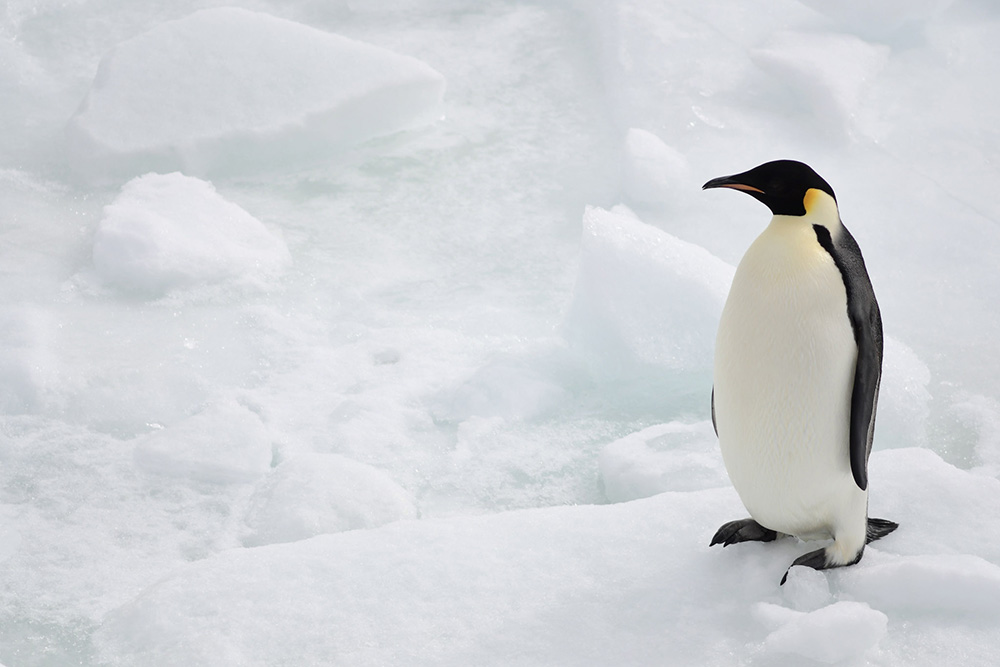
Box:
3, 0, 1000, 664
431, 356, 569, 422
948, 393, 1000, 475
599, 421, 727, 501
91, 172, 290, 296
0, 307, 56, 414
877, 336, 933, 449
66, 7, 446, 179
779, 565, 833, 612
755, 600, 888, 664
133, 399, 273, 484
93, 489, 752, 665
562, 205, 734, 393
243, 453, 417, 546
88, 447, 1000, 665
844, 554, 1000, 615
867, 448, 1000, 561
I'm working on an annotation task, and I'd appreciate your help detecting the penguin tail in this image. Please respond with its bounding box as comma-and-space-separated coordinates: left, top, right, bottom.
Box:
866, 517, 899, 544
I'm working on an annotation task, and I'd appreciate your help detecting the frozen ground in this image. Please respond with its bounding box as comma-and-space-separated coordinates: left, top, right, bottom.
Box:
1, 0, 999, 665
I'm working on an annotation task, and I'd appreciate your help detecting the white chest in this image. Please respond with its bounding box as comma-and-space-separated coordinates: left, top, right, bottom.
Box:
713, 216, 860, 534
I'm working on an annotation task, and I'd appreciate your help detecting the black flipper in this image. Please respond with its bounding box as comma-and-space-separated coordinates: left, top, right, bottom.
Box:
866, 517, 899, 543
812, 223, 883, 491
710, 518, 778, 547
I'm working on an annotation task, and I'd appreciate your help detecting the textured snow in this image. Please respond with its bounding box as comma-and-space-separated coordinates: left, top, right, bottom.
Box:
2, 0, 1000, 665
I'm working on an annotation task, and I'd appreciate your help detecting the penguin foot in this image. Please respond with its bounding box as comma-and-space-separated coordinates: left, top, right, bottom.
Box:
866, 517, 899, 544
780, 545, 865, 585
710, 518, 778, 547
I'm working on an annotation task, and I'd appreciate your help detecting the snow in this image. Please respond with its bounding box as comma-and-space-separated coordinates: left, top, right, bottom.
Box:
133, 399, 273, 484
562, 205, 734, 387
755, 600, 888, 664
599, 421, 728, 501
243, 452, 418, 546
2, 0, 1000, 665
87, 449, 1000, 665
91, 172, 291, 296
66, 7, 446, 179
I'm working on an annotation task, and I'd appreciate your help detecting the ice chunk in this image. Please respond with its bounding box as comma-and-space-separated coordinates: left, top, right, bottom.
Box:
562, 205, 734, 373
244, 453, 417, 546
133, 400, 273, 484
599, 421, 727, 502
92, 172, 290, 296
756, 601, 888, 664
66, 7, 446, 178
844, 554, 1000, 615
751, 31, 889, 136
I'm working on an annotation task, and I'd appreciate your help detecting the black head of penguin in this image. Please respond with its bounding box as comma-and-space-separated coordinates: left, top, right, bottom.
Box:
702, 160, 836, 217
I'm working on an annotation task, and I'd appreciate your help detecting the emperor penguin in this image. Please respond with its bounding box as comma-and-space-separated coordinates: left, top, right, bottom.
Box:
703, 160, 897, 584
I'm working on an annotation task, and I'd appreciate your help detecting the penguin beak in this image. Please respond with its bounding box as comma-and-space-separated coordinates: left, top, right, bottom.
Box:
702, 175, 765, 194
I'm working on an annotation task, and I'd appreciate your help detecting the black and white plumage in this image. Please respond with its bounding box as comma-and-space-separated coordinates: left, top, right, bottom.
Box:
703, 160, 897, 584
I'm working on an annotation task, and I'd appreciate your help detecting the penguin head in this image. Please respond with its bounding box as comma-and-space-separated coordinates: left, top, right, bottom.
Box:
702, 160, 836, 217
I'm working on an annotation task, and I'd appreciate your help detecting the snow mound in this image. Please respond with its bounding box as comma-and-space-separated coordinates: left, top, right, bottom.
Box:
751, 31, 889, 136
133, 400, 273, 484
66, 7, 446, 178
599, 421, 726, 502
845, 554, 1000, 615
755, 601, 887, 664
92, 172, 290, 296
244, 453, 417, 546
562, 205, 734, 375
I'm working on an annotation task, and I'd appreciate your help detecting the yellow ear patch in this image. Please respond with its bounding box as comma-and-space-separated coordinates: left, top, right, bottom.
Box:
803, 188, 825, 214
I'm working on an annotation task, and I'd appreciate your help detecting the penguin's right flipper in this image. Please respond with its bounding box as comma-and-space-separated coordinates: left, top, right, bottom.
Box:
866, 517, 899, 543
710, 518, 778, 547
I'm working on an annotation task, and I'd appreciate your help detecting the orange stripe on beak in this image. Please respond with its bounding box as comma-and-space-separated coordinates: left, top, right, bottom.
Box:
721, 183, 765, 194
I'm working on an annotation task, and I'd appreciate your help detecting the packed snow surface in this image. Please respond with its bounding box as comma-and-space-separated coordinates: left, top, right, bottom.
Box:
2, 0, 1000, 665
